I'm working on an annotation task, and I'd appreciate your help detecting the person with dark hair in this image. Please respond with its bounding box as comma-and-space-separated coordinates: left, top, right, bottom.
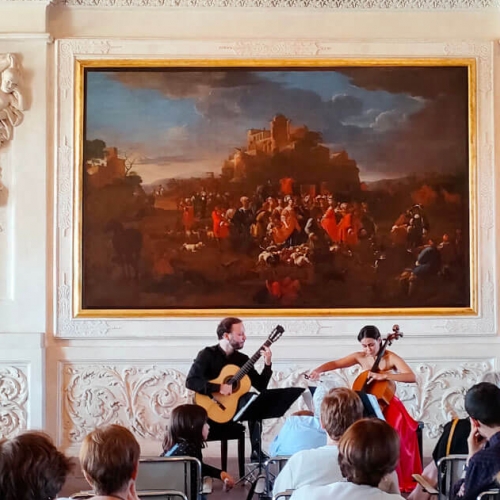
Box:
79, 424, 141, 500
451, 382, 500, 500
291, 419, 405, 500
274, 388, 399, 495
185, 316, 273, 461
308, 325, 422, 492
0, 431, 72, 500
162, 404, 235, 490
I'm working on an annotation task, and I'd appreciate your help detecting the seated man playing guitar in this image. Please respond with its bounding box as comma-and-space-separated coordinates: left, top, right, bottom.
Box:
186, 316, 274, 462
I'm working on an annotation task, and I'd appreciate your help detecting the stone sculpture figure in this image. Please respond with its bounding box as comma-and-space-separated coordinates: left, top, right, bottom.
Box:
0, 54, 25, 147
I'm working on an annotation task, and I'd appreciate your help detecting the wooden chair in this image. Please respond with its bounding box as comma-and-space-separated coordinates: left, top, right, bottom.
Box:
205, 422, 246, 478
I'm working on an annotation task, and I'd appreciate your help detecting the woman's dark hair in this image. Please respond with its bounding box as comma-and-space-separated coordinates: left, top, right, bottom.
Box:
338, 418, 400, 487
0, 431, 72, 500
357, 325, 381, 343
163, 404, 208, 452
465, 382, 500, 427
216, 317, 242, 339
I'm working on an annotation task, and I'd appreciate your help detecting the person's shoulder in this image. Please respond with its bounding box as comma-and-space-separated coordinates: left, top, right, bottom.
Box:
197, 345, 219, 356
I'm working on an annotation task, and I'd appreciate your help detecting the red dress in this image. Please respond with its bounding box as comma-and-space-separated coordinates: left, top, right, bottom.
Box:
384, 396, 422, 492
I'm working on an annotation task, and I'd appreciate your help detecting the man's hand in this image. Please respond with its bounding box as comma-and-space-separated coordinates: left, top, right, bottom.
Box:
220, 383, 233, 395
467, 418, 485, 458
308, 369, 321, 381
261, 345, 272, 365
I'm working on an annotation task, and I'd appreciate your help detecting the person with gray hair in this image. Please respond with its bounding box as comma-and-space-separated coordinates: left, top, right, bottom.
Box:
273, 388, 399, 496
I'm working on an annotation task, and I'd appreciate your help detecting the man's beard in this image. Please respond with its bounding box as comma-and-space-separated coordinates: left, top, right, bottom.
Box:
229, 339, 244, 350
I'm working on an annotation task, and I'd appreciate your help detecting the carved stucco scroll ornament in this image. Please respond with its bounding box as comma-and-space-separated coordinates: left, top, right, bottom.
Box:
0, 366, 28, 439
0, 54, 26, 191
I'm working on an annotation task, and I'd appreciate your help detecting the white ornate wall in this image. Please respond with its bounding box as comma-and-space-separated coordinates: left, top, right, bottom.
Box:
1, 0, 500, 460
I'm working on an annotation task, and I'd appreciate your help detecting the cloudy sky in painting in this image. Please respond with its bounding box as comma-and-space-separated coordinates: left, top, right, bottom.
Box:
85, 67, 468, 185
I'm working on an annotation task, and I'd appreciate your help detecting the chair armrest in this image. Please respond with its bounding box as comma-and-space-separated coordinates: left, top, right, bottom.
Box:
412, 474, 439, 495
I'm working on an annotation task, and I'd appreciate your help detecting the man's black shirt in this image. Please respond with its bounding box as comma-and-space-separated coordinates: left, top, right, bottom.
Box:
186, 344, 273, 395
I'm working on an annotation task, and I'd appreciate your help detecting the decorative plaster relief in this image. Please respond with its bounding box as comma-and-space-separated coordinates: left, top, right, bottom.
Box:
0, 365, 28, 439
61, 360, 492, 450
62, 364, 190, 444
0, 54, 25, 150
52, 0, 500, 9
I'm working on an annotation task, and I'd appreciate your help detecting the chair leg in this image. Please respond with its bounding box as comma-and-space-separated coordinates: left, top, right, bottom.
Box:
221, 439, 228, 472
238, 434, 245, 478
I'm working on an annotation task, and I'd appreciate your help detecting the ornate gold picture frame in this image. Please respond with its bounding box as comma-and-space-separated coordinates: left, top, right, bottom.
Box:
72, 57, 476, 318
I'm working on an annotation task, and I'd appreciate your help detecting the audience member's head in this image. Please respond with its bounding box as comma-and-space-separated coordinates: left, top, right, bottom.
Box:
338, 418, 400, 487
320, 387, 364, 442
163, 403, 208, 452
80, 424, 140, 496
0, 431, 72, 500
465, 382, 500, 428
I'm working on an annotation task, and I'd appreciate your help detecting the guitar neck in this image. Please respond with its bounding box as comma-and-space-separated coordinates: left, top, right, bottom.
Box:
230, 339, 271, 384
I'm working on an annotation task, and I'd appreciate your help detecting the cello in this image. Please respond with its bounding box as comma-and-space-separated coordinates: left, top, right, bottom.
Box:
351, 325, 403, 409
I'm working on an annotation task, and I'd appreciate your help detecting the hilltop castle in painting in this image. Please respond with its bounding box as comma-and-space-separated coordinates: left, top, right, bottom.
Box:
222, 114, 361, 195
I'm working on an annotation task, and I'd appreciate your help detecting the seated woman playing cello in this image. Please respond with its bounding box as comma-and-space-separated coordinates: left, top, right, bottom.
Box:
308, 325, 422, 493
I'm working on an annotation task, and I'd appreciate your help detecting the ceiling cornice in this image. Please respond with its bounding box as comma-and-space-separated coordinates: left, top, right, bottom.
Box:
34, 0, 500, 9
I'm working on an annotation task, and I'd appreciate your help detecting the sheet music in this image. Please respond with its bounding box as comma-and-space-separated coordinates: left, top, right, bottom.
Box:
366, 393, 386, 420
233, 393, 258, 422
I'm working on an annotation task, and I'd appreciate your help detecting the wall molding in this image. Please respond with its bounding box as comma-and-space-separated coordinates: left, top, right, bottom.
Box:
48, 0, 500, 9
54, 38, 496, 338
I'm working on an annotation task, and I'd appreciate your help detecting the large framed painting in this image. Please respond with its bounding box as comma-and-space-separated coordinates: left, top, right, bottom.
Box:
75, 58, 475, 316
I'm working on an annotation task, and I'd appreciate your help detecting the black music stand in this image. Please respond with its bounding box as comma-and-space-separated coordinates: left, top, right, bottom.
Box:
233, 387, 305, 484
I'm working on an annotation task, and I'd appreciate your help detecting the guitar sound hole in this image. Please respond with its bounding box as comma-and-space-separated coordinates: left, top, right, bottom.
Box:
223, 377, 239, 392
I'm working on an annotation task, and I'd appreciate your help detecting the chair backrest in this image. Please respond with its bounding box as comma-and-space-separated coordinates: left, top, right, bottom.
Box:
70, 490, 188, 500
272, 490, 294, 500
70, 493, 92, 499
436, 454, 468, 500
477, 490, 500, 500
138, 490, 189, 500
136, 456, 202, 500
265, 455, 291, 497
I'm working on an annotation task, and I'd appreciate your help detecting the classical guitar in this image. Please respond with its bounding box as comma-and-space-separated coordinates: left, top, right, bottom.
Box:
194, 325, 284, 423
351, 325, 403, 409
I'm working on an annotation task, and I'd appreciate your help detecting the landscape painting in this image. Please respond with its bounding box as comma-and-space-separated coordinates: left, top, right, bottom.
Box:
78, 61, 473, 314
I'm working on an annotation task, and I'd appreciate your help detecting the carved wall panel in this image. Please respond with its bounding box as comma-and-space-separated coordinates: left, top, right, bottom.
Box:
0, 365, 28, 439
60, 359, 493, 455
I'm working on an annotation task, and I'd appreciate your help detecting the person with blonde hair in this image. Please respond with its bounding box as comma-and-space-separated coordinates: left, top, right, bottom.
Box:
80, 424, 141, 500
291, 418, 405, 500
273, 388, 399, 495
0, 431, 72, 500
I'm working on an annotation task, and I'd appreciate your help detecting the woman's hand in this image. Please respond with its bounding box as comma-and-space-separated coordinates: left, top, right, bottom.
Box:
221, 471, 235, 491
367, 371, 387, 382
